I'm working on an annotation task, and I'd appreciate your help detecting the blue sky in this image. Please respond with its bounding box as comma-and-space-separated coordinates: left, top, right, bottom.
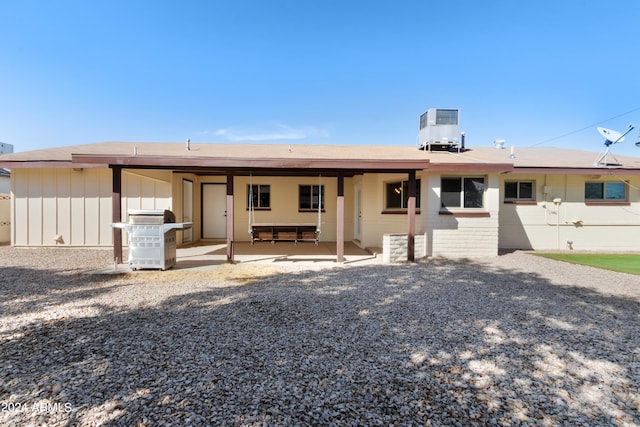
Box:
2, 0, 640, 156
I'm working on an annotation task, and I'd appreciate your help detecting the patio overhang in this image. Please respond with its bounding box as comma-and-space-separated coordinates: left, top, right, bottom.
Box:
82, 153, 429, 265
71, 154, 430, 176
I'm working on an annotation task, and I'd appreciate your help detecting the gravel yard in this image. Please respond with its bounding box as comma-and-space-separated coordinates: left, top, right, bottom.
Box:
1, 246, 639, 426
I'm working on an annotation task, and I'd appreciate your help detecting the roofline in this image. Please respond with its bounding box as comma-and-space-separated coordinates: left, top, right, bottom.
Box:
71, 154, 430, 171
427, 163, 514, 173
0, 161, 107, 169
511, 167, 640, 175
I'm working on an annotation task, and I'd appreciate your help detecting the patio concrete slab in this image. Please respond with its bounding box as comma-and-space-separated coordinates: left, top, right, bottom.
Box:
91, 241, 381, 273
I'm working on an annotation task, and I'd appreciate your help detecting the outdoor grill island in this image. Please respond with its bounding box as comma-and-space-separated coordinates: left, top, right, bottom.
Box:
111, 209, 192, 270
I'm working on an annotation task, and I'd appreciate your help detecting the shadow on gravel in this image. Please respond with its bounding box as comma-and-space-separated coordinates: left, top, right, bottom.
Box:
0, 266, 127, 320
1, 258, 639, 426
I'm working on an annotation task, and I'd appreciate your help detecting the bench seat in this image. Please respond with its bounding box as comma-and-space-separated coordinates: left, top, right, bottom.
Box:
251, 224, 319, 244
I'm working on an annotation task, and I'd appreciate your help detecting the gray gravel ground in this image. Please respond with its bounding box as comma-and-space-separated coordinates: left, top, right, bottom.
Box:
1, 246, 639, 426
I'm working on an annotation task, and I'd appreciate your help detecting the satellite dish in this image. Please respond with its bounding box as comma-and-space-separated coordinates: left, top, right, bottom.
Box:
594, 124, 635, 167
597, 127, 625, 146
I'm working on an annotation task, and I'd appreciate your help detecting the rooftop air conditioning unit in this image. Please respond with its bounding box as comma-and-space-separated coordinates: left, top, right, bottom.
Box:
418, 108, 460, 151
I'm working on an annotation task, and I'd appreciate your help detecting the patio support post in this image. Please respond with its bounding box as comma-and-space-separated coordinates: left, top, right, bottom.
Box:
336, 173, 345, 263
111, 166, 123, 263
226, 174, 234, 263
407, 170, 416, 262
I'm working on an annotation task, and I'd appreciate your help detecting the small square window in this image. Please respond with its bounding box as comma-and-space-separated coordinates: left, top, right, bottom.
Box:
385, 179, 421, 209
299, 185, 324, 211
504, 181, 534, 201
441, 177, 485, 208
248, 184, 270, 209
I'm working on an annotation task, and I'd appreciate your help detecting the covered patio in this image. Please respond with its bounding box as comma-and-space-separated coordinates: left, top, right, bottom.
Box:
71, 143, 430, 264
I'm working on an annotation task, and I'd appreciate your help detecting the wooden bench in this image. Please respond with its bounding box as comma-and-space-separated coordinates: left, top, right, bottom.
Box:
251, 223, 319, 245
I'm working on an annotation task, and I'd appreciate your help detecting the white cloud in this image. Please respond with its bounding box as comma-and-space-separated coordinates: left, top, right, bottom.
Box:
213, 123, 329, 142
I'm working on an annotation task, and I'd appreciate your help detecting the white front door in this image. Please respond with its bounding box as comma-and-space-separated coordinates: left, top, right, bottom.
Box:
354, 183, 362, 241
182, 179, 193, 243
202, 184, 227, 239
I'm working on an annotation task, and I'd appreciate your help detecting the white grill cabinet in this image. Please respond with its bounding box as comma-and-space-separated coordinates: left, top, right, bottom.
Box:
111, 209, 192, 270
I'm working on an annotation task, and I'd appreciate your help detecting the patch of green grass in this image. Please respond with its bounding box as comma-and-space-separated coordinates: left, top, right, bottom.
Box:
533, 253, 640, 275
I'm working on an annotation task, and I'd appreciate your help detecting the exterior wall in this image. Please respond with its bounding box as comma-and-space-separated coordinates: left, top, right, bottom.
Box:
426, 172, 500, 258
171, 172, 201, 246
12, 165, 638, 254
0, 192, 10, 243
12, 168, 113, 246
233, 176, 338, 242
0, 175, 10, 193
499, 174, 640, 251
11, 168, 173, 247
357, 172, 428, 249
122, 170, 172, 215
120, 169, 173, 246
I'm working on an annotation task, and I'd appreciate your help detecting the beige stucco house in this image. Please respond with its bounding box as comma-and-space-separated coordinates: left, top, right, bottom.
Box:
1, 141, 639, 262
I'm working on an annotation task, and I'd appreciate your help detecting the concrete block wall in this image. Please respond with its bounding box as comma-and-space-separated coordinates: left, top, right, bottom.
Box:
382, 233, 427, 263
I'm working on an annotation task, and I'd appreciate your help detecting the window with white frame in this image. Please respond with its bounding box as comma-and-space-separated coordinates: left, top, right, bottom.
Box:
585, 181, 627, 201
441, 177, 485, 208
504, 181, 534, 201
247, 184, 270, 209
385, 179, 421, 210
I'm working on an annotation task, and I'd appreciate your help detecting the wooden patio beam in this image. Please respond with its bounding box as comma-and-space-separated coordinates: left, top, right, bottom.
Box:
111, 166, 123, 263
226, 174, 234, 263
336, 173, 345, 263
407, 170, 416, 262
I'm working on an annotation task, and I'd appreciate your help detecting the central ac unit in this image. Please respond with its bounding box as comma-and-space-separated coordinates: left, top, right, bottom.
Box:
418, 108, 460, 150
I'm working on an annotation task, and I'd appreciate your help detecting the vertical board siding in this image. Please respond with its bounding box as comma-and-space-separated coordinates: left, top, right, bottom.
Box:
13, 169, 103, 246
42, 171, 58, 246
11, 168, 173, 247
84, 169, 100, 246
27, 169, 43, 246
56, 169, 72, 246
122, 170, 172, 218
12, 170, 28, 245
99, 171, 112, 245
140, 178, 156, 209
70, 170, 86, 245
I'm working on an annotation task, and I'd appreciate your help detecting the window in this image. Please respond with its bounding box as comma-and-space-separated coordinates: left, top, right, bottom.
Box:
585, 182, 626, 201
441, 177, 485, 208
299, 185, 324, 211
247, 184, 270, 209
504, 181, 534, 201
385, 179, 421, 210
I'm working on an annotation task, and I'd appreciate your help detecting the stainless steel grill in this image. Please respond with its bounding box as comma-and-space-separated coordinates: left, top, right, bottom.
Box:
111, 209, 192, 270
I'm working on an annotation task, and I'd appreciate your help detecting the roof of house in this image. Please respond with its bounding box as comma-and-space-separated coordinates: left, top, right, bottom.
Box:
433, 146, 640, 174
0, 141, 639, 174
